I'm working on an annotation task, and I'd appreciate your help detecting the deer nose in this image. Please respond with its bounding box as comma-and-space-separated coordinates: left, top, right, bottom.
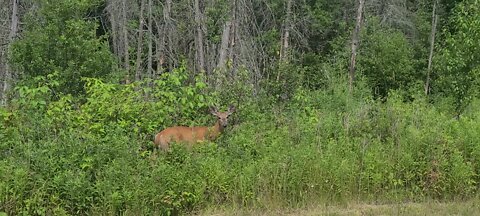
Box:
221, 121, 228, 127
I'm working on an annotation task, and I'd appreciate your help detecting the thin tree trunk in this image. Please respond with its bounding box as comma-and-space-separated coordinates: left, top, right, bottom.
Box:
108, 3, 119, 57
155, 17, 164, 76
215, 21, 232, 90
425, 0, 438, 96
217, 21, 232, 70
2, 0, 19, 105
147, 0, 153, 80
228, 0, 237, 70
349, 0, 365, 93
106, 0, 123, 67
279, 0, 292, 63
122, 0, 130, 83
135, 0, 146, 81
165, 0, 174, 69
194, 0, 206, 74
277, 0, 293, 82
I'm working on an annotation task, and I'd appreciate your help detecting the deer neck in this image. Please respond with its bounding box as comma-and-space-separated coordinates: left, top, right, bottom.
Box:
208, 120, 223, 140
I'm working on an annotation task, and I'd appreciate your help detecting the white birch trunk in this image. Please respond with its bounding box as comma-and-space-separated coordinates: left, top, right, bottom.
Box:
2, 0, 19, 105
425, 0, 438, 95
349, 0, 365, 93
194, 0, 206, 74
135, 0, 146, 81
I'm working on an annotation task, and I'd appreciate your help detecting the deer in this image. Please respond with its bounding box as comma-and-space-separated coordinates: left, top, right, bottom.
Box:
154, 105, 236, 150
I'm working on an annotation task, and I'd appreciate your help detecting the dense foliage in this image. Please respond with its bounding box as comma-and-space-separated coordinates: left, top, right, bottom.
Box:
2, 76, 480, 215
10, 0, 114, 96
1, 0, 480, 215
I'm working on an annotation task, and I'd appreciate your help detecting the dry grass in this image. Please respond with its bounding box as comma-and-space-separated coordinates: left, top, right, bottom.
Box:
197, 199, 480, 216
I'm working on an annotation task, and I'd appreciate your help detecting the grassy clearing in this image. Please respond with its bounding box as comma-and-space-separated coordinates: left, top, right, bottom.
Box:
198, 199, 480, 216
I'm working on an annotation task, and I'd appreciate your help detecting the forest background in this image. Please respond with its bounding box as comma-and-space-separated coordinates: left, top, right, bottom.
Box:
1, 0, 480, 215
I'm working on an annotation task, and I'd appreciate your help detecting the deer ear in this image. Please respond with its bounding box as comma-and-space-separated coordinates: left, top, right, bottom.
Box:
209, 106, 218, 115
228, 105, 236, 114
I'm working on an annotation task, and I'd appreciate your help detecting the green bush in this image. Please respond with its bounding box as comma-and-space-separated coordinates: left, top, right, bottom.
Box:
1, 70, 480, 215
358, 19, 418, 99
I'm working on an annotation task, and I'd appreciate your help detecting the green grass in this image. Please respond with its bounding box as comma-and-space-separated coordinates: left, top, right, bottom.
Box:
2, 84, 480, 215
198, 199, 480, 216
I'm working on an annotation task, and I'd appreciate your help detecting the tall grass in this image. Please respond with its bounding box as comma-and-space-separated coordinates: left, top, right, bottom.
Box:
1, 78, 480, 215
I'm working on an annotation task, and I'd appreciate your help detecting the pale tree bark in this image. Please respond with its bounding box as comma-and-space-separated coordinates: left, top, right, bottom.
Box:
228, 0, 237, 69
194, 0, 206, 74
217, 0, 239, 72
215, 3, 234, 90
155, 9, 165, 76
217, 21, 232, 71
279, 0, 292, 63
155, 0, 173, 76
109, 6, 119, 56
106, 0, 120, 58
425, 0, 438, 96
349, 0, 365, 93
2, 0, 19, 105
0, 2, 8, 105
135, 0, 146, 81
277, 0, 293, 82
213, 0, 243, 90
122, 0, 130, 83
107, 0, 134, 76
164, 0, 174, 70
147, 0, 153, 79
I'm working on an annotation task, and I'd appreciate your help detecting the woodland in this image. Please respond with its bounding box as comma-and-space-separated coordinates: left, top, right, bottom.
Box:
1, 0, 480, 215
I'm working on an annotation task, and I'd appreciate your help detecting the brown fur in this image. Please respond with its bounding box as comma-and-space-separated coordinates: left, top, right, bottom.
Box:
154, 106, 235, 150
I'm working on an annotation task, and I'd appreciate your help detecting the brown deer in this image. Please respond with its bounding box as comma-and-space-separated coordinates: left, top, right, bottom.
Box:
154, 105, 236, 150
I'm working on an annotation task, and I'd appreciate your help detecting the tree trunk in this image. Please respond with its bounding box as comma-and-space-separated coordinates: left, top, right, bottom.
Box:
164, 0, 174, 70
155, 13, 164, 76
425, 0, 438, 96
217, 22, 232, 70
228, 0, 237, 70
279, 0, 292, 63
135, 0, 146, 81
215, 21, 232, 90
122, 0, 130, 83
194, 0, 206, 74
108, 2, 119, 57
155, 0, 173, 76
147, 0, 153, 80
2, 0, 19, 105
349, 0, 365, 93
277, 0, 293, 82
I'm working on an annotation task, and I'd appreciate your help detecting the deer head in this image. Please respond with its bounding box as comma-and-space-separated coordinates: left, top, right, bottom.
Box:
210, 105, 236, 129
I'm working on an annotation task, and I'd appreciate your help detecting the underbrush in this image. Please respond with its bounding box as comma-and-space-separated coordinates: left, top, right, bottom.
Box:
1, 76, 480, 215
